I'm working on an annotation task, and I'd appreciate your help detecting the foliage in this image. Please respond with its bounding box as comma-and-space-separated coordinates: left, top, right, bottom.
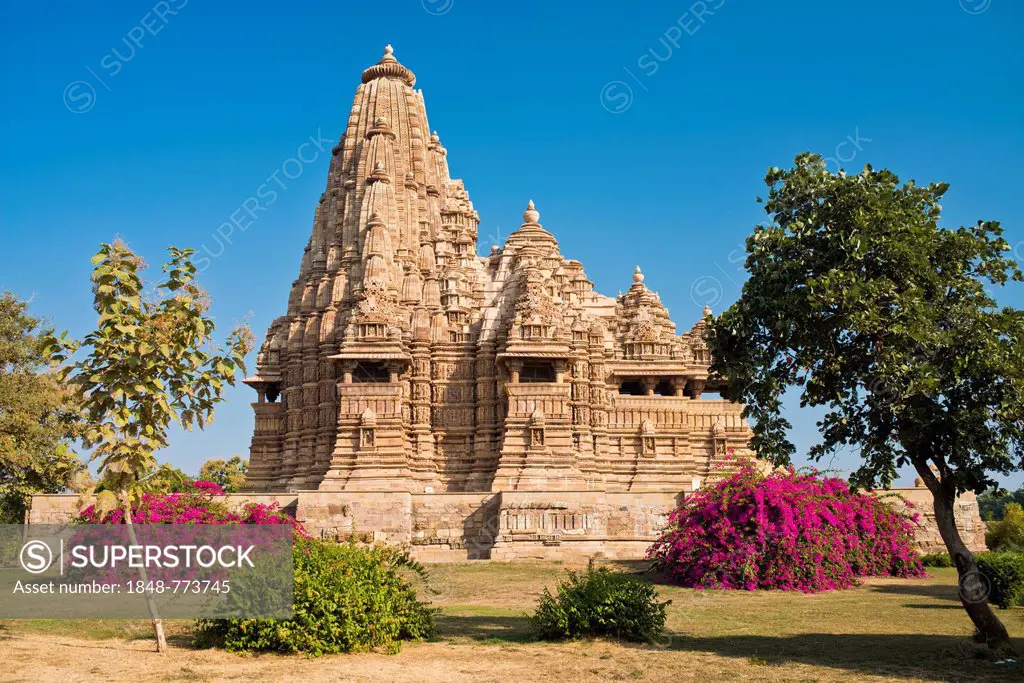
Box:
648, 464, 924, 592
93, 464, 194, 495
45, 240, 253, 513
976, 552, 1024, 609
979, 487, 1024, 521
707, 154, 1024, 494
531, 561, 669, 643
194, 538, 435, 656
985, 503, 1024, 552
704, 153, 1023, 646
0, 292, 83, 522
79, 479, 302, 530
920, 552, 953, 568
198, 456, 248, 493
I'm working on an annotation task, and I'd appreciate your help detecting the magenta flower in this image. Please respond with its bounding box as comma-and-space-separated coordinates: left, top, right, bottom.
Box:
648, 460, 925, 593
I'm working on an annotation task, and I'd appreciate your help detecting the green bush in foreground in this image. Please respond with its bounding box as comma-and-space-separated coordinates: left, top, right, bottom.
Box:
195, 538, 435, 655
976, 552, 1024, 610
920, 552, 953, 568
531, 562, 669, 642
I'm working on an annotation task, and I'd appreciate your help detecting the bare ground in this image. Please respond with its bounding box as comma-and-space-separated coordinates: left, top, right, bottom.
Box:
1, 563, 1021, 682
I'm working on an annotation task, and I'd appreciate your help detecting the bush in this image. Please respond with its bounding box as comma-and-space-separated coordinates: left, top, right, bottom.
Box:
985, 503, 1024, 552
79, 480, 303, 532
648, 464, 925, 592
531, 562, 669, 642
920, 552, 953, 568
975, 552, 1024, 609
195, 538, 435, 655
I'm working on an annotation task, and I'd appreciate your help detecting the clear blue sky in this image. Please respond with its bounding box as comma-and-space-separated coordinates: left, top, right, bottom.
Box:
2, 0, 1022, 487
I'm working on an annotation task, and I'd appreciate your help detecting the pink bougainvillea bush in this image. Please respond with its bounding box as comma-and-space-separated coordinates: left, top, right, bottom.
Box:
648, 464, 925, 592
79, 480, 306, 534
70, 481, 305, 586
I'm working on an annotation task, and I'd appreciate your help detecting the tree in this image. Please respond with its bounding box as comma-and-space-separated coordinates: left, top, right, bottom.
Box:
985, 503, 1024, 552
978, 486, 1024, 521
0, 292, 82, 523
198, 455, 248, 493
93, 463, 193, 494
48, 241, 253, 652
708, 154, 1024, 650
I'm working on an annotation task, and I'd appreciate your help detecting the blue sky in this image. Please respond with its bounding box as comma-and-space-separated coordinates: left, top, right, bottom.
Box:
2, 0, 1022, 487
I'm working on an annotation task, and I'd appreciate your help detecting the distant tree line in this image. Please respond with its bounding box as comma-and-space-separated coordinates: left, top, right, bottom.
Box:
979, 487, 1024, 521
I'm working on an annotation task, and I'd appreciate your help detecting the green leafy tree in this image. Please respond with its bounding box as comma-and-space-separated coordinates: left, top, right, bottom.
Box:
198, 455, 248, 493
94, 463, 193, 494
986, 503, 1024, 552
708, 154, 1024, 650
978, 486, 1024, 521
0, 292, 82, 523
48, 241, 253, 652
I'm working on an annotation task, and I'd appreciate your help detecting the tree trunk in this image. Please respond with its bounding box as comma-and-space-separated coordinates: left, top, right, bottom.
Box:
121, 493, 168, 653
911, 457, 1013, 653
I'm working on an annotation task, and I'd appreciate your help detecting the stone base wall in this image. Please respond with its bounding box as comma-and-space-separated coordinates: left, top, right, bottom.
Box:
29, 485, 986, 561
887, 486, 987, 554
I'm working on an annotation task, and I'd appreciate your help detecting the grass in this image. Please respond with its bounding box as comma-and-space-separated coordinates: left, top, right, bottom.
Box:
1, 563, 1022, 682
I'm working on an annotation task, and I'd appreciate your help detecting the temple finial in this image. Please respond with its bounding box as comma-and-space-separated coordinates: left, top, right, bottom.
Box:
523, 199, 540, 224
633, 265, 644, 284
362, 44, 415, 86
703, 304, 712, 317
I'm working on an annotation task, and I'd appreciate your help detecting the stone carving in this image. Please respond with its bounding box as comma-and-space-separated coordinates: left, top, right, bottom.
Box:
241, 45, 755, 527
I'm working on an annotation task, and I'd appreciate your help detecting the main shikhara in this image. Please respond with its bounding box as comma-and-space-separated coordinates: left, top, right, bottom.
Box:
242, 46, 752, 498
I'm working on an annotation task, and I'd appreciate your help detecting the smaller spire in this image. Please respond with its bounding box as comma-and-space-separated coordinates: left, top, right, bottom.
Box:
523, 199, 540, 224
633, 265, 644, 284
368, 160, 390, 183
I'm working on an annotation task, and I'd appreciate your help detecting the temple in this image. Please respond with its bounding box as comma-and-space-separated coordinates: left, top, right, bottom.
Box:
240, 46, 755, 559
26, 46, 985, 560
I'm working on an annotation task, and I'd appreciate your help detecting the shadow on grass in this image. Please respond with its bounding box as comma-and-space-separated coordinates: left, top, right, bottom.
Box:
435, 613, 534, 643
435, 611, 1023, 680
650, 632, 1024, 681
868, 581, 962, 601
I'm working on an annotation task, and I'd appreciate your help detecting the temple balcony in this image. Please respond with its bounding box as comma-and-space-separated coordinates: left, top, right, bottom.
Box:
336, 382, 404, 420
504, 383, 571, 420
251, 402, 284, 436
622, 341, 674, 360
607, 395, 748, 432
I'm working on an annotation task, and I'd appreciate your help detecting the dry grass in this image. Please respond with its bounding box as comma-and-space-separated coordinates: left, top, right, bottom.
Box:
1, 564, 1022, 682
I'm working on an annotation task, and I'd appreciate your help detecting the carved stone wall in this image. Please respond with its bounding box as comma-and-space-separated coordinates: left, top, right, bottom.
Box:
29, 485, 986, 561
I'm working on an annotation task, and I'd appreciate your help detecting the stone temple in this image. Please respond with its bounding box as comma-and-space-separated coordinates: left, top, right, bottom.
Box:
236, 46, 755, 559
26, 47, 986, 559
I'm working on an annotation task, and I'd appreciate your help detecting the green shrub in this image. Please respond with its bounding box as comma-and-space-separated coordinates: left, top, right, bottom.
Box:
531, 561, 669, 642
920, 552, 953, 568
985, 503, 1024, 552
975, 551, 1024, 609
194, 538, 435, 655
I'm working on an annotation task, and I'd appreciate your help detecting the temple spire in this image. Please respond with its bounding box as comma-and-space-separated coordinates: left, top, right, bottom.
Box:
362, 44, 416, 86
